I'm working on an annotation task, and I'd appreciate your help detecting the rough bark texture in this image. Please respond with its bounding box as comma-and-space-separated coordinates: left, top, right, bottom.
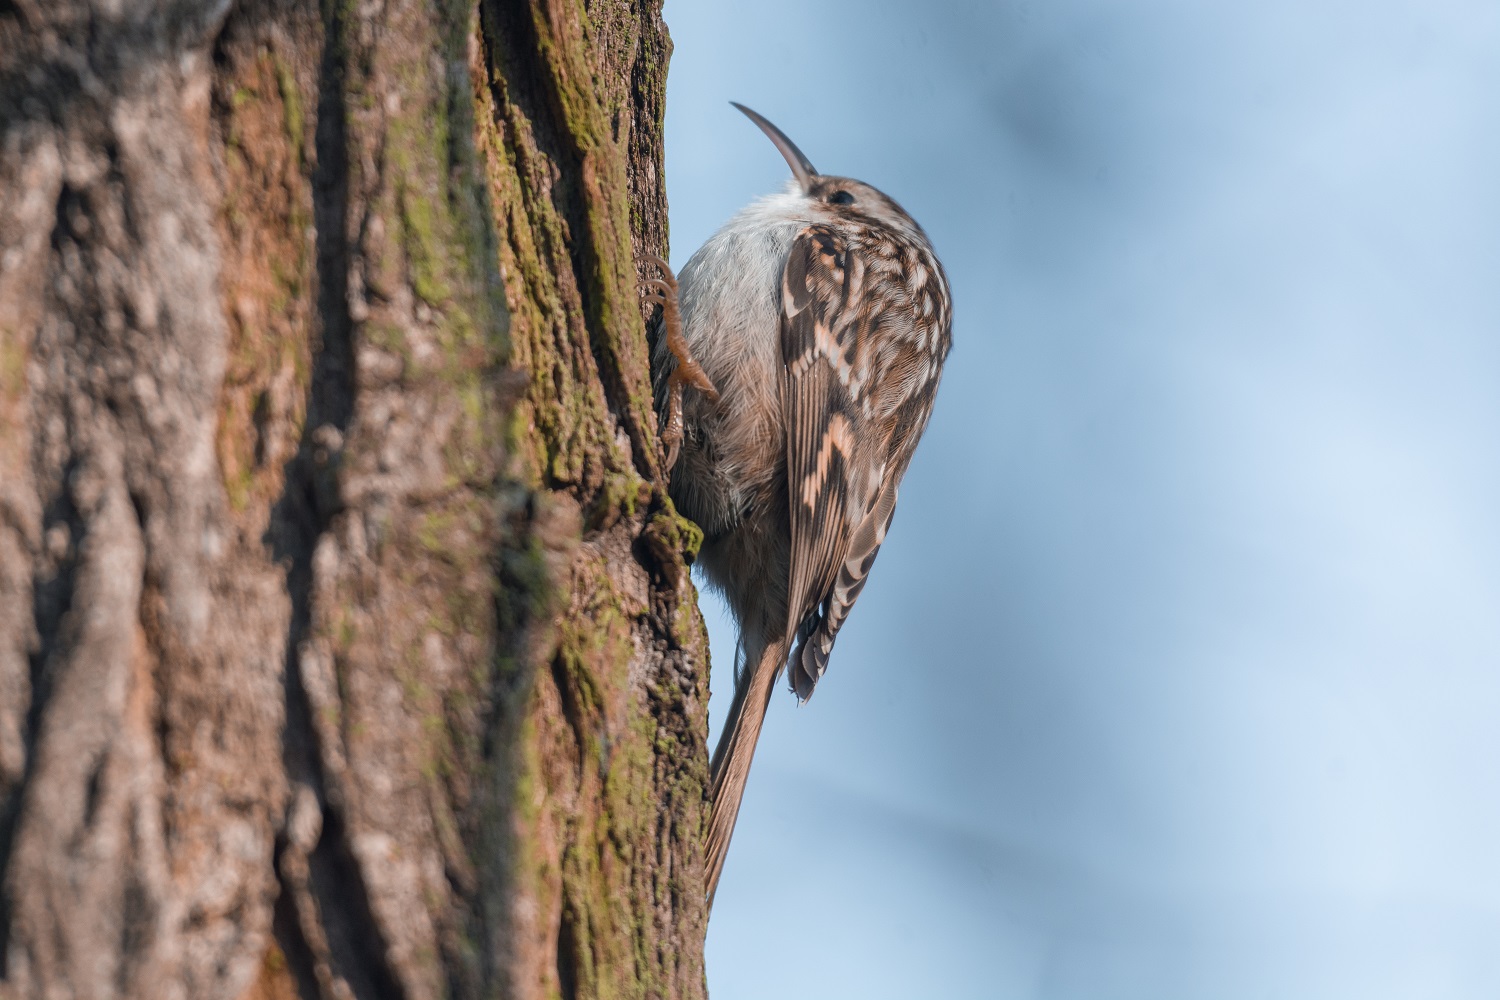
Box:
0, 0, 710, 998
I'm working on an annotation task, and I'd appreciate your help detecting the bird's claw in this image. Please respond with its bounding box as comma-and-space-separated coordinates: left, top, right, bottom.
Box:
639, 253, 718, 472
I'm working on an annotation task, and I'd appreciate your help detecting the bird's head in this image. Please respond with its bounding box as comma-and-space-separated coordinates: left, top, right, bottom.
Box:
732, 102, 924, 238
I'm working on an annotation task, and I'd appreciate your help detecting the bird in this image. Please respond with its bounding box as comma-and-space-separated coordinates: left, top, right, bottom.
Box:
639, 103, 952, 908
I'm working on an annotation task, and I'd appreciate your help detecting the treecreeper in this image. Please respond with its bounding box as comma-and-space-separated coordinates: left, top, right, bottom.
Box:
641, 103, 954, 907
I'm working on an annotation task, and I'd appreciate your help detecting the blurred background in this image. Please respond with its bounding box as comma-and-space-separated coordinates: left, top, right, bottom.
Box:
660, 0, 1500, 997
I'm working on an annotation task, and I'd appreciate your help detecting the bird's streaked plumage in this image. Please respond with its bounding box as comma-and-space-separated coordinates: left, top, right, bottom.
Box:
645, 104, 951, 908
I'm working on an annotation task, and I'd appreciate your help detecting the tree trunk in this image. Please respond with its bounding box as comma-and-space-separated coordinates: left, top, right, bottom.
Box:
0, 0, 709, 997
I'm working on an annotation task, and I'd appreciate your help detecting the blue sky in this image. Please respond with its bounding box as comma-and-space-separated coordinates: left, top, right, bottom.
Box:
660, 1, 1500, 996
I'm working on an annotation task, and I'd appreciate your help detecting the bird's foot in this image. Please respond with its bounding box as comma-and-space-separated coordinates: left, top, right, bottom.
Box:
639, 253, 718, 471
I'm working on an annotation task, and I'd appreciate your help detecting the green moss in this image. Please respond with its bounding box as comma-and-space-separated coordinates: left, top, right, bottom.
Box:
642, 506, 702, 568
226, 462, 254, 513
397, 178, 453, 307
457, 374, 485, 427
585, 471, 646, 530
415, 508, 460, 557
0, 334, 26, 400
272, 54, 304, 162
336, 613, 356, 650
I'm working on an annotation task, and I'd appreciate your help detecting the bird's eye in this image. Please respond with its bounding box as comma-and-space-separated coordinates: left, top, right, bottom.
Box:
828, 190, 855, 205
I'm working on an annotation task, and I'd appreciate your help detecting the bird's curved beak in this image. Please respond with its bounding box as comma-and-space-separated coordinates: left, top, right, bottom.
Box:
732, 102, 818, 194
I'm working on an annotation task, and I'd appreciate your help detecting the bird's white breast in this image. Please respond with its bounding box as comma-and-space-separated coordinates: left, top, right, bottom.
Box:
672, 190, 810, 530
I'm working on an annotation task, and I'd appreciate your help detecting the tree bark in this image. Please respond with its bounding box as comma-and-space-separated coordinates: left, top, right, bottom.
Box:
0, 0, 709, 997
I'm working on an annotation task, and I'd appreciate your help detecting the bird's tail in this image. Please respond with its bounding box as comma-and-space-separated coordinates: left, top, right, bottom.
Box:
705, 637, 787, 910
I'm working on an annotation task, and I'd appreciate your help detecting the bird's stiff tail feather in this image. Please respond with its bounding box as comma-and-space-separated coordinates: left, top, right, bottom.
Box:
705, 638, 787, 910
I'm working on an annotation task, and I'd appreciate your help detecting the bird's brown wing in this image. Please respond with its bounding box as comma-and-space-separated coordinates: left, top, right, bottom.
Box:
780, 226, 861, 663
780, 224, 947, 699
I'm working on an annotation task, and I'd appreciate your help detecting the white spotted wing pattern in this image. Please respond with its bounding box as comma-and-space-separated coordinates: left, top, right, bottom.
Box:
780, 222, 952, 699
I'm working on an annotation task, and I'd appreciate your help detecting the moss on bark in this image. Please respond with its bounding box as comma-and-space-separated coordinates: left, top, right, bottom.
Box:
0, 0, 708, 997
